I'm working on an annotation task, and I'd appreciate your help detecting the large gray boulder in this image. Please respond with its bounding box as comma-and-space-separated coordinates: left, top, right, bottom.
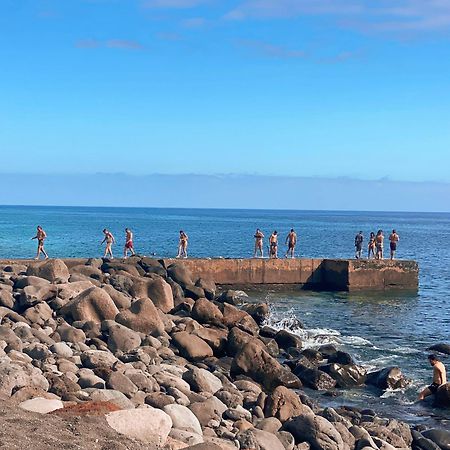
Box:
105, 322, 141, 353
26, 259, 70, 283
163, 404, 203, 436
172, 331, 213, 360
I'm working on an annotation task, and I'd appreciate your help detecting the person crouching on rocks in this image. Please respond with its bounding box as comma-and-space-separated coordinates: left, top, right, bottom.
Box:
269, 231, 278, 258
101, 229, 115, 259
177, 230, 188, 258
418, 354, 447, 401
124, 228, 135, 258
31, 225, 48, 260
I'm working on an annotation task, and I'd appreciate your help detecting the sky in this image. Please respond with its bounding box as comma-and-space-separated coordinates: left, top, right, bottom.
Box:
0, 0, 450, 209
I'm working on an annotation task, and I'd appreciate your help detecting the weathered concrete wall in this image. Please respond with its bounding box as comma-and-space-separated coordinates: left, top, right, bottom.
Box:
162, 258, 419, 291
0, 258, 419, 291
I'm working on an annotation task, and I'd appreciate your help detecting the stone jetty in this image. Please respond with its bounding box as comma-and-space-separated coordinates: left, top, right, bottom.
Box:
0, 257, 446, 450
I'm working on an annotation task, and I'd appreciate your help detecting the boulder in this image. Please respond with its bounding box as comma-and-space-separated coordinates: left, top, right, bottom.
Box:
19, 397, 64, 414
184, 285, 205, 301
195, 278, 216, 300
101, 284, 132, 310
116, 298, 164, 336
23, 343, 52, 360
242, 302, 270, 325
106, 407, 172, 445
164, 404, 203, 436
0, 289, 14, 309
253, 428, 286, 450
26, 259, 70, 283
56, 323, 86, 343
0, 357, 49, 396
14, 276, 50, 290
422, 429, 450, 450
88, 388, 134, 409
192, 298, 223, 325
321, 364, 366, 388
0, 326, 23, 352
366, 367, 408, 390
192, 327, 228, 355
182, 367, 223, 394
264, 385, 306, 423
435, 382, 450, 407
22, 302, 53, 325
167, 263, 194, 288
231, 340, 302, 391
284, 413, 345, 450
275, 330, 303, 350
81, 350, 117, 369
293, 365, 336, 390
172, 331, 213, 360
19, 284, 57, 308
60, 287, 119, 323
222, 303, 259, 335
146, 276, 174, 313
78, 369, 106, 389
427, 343, 450, 355
189, 396, 227, 427
106, 371, 138, 397
217, 289, 248, 305
106, 322, 141, 353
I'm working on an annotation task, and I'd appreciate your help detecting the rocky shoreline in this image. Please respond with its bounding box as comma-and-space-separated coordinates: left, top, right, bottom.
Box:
0, 257, 448, 450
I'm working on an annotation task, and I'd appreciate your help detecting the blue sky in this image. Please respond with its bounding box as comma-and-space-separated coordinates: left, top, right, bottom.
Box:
1, 0, 450, 185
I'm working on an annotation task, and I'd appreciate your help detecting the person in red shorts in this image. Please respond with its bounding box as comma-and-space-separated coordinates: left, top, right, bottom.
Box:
124, 228, 135, 258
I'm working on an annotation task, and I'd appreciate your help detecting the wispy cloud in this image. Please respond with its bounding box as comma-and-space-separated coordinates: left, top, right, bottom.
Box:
226, 0, 450, 33
182, 17, 208, 28
75, 39, 144, 50
143, 0, 212, 9
237, 39, 306, 59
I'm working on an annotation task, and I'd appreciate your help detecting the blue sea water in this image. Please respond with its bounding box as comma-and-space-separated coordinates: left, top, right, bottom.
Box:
0, 205, 449, 425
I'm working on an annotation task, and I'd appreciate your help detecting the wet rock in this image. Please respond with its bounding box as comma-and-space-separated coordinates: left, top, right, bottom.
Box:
427, 343, 450, 355
366, 367, 408, 390
242, 303, 270, 326
411, 430, 441, 450
321, 363, 366, 388
116, 297, 164, 336
26, 259, 70, 283
327, 351, 354, 365
435, 382, 450, 407
275, 330, 303, 351
293, 364, 336, 390
172, 331, 214, 360
61, 286, 119, 323
106, 407, 172, 445
422, 429, 450, 450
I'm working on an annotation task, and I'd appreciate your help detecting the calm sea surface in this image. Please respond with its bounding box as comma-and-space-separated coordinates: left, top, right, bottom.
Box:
0, 206, 449, 425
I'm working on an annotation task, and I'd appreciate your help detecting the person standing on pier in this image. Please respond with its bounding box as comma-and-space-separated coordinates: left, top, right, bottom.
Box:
418, 354, 447, 401
389, 229, 400, 260
254, 229, 265, 257
285, 229, 297, 258
269, 231, 278, 258
354, 231, 364, 259
177, 230, 189, 258
375, 230, 384, 259
123, 228, 135, 258
101, 229, 115, 259
31, 226, 48, 260
368, 232, 376, 258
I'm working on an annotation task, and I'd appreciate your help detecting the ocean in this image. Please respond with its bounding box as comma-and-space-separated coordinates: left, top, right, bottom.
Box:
0, 205, 449, 426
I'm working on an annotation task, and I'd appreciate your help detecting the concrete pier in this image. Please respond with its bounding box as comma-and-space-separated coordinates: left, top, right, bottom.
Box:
0, 258, 419, 291
162, 258, 419, 291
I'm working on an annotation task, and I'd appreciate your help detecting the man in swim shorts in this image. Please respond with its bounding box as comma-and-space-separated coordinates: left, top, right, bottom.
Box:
101, 229, 115, 259
124, 228, 135, 258
354, 231, 363, 259
269, 231, 278, 259
31, 226, 48, 260
375, 230, 384, 260
285, 229, 297, 258
418, 354, 447, 401
389, 229, 399, 260
254, 229, 264, 258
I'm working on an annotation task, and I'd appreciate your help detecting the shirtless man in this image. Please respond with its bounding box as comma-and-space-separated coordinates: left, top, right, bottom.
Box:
418, 354, 447, 401
389, 229, 400, 260
269, 231, 278, 259
285, 229, 297, 258
31, 226, 48, 260
375, 230, 384, 260
177, 230, 188, 258
124, 228, 135, 258
101, 229, 115, 259
254, 229, 264, 258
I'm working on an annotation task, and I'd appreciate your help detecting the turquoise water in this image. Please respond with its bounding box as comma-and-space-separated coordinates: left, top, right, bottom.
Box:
0, 206, 449, 425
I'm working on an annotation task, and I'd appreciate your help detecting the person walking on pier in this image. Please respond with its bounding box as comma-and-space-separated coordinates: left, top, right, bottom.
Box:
101, 229, 115, 259
31, 226, 48, 260
285, 229, 297, 258
389, 229, 399, 260
254, 229, 265, 258
375, 230, 384, 259
368, 232, 376, 258
269, 231, 278, 258
418, 354, 447, 401
354, 231, 363, 259
123, 228, 135, 258
177, 230, 189, 258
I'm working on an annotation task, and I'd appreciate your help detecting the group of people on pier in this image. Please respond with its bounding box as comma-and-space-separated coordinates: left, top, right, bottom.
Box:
354, 229, 400, 260
30, 225, 399, 261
